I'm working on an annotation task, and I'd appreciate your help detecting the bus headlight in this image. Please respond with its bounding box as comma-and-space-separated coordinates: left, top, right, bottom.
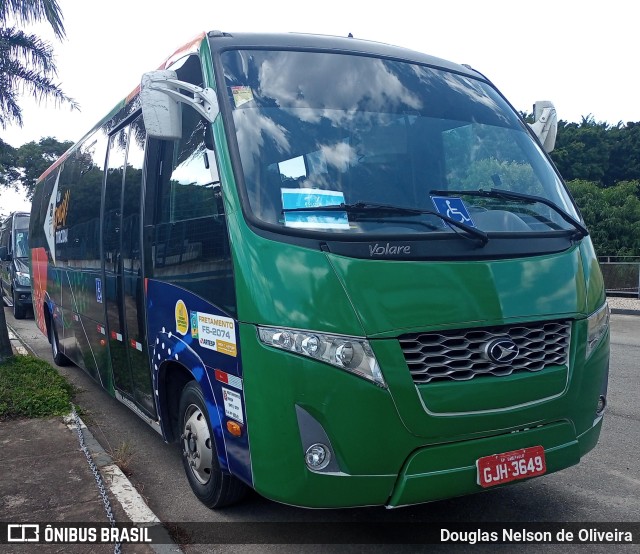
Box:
258, 326, 387, 388
586, 302, 610, 359
15, 271, 31, 286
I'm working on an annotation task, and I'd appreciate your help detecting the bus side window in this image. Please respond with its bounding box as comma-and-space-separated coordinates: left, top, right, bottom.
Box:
148, 104, 236, 316
159, 113, 221, 223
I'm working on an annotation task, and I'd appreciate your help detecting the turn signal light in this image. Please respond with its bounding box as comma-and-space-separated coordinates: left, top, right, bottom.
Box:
226, 420, 242, 437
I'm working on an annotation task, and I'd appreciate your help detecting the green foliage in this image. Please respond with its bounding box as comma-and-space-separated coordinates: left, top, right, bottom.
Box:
0, 355, 73, 419
540, 117, 640, 257
607, 122, 640, 185
0, 0, 78, 129
0, 0, 66, 39
551, 116, 640, 187
567, 180, 640, 256
16, 136, 73, 198
552, 116, 611, 184
0, 136, 71, 201
0, 137, 20, 188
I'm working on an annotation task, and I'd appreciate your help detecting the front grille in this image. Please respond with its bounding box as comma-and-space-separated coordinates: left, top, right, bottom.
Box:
399, 320, 571, 384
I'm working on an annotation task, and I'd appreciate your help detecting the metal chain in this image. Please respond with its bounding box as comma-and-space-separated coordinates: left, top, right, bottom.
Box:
71, 405, 122, 554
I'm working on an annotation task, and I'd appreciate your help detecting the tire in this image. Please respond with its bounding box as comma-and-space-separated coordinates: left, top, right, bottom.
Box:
49, 319, 70, 366
12, 289, 26, 319
179, 381, 247, 508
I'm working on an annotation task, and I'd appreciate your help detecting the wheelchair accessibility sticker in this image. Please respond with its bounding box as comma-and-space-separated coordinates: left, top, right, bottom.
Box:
431, 196, 476, 228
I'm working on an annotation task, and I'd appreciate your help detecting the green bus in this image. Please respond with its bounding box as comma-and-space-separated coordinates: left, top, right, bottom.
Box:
29, 31, 610, 509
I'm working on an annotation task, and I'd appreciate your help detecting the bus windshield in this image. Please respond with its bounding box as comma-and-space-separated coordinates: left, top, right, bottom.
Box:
221, 49, 579, 237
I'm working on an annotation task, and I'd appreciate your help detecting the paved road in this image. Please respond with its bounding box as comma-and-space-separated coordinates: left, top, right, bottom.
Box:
4, 309, 639, 551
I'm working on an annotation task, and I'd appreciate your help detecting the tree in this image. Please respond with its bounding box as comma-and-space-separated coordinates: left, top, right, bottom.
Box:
0, 0, 78, 129
607, 122, 640, 185
551, 116, 611, 184
567, 180, 640, 256
550, 117, 640, 187
0, 137, 19, 188
0, 0, 73, 362
16, 136, 72, 198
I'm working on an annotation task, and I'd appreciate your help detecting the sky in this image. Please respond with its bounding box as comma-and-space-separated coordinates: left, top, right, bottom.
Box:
2, 0, 639, 214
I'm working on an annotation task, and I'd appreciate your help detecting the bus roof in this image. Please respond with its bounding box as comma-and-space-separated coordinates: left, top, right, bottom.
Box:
205, 31, 476, 77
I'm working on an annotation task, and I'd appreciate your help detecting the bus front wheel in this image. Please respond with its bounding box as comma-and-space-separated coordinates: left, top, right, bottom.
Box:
178, 381, 247, 508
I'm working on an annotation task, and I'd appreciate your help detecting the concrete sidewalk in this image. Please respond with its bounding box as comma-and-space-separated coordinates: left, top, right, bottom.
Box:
1, 329, 178, 553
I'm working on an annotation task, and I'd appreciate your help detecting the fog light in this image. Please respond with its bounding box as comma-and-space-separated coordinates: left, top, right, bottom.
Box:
304, 443, 330, 471
596, 395, 606, 415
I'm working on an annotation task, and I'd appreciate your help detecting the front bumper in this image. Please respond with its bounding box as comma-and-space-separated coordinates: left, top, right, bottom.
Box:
387, 419, 590, 508
242, 321, 608, 509
12, 285, 31, 308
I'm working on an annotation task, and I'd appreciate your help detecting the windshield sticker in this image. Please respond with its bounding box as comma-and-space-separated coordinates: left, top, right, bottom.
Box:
282, 188, 349, 230
431, 196, 476, 228
175, 300, 189, 335
193, 312, 237, 357
231, 86, 254, 108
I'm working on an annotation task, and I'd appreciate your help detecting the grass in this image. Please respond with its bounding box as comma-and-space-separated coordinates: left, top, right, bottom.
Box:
0, 354, 73, 420
109, 440, 136, 477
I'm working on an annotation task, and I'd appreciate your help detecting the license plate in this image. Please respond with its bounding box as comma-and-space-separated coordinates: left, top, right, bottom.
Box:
477, 445, 546, 488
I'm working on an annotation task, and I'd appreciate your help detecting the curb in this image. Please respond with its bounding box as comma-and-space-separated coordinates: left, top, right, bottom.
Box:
7, 322, 182, 554
62, 413, 181, 554
7, 325, 32, 356
610, 308, 640, 316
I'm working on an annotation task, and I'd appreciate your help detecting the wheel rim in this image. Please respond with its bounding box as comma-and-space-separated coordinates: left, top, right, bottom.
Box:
182, 403, 213, 485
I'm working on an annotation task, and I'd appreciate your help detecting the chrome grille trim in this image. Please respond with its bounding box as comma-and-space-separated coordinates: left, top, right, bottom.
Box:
399, 321, 571, 384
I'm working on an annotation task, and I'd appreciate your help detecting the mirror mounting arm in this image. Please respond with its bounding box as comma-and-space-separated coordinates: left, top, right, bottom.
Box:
148, 78, 219, 123
141, 70, 220, 140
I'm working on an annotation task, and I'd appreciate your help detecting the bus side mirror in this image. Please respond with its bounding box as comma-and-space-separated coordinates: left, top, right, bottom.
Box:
141, 70, 220, 140
528, 100, 558, 153
141, 70, 183, 140
0, 245, 9, 261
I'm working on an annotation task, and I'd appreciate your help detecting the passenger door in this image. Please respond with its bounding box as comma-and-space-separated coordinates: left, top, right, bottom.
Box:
102, 117, 156, 417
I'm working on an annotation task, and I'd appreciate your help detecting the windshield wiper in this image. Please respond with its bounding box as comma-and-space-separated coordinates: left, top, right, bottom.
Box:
282, 201, 489, 246
430, 188, 588, 239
